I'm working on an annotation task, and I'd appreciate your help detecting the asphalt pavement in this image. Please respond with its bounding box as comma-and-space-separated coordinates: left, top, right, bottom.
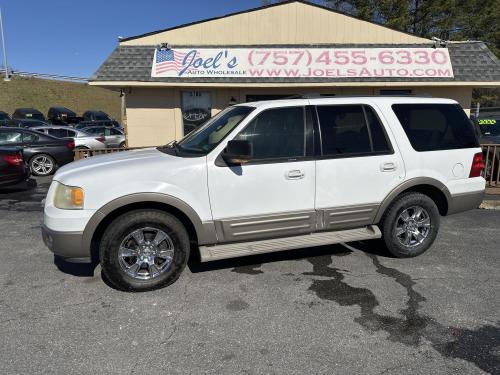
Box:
0, 178, 499, 374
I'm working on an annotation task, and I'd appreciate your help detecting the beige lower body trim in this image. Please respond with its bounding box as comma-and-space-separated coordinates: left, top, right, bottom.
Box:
199, 225, 381, 262
213, 204, 381, 243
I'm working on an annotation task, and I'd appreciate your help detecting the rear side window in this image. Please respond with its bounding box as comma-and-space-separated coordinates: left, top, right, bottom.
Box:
316, 105, 391, 157
48, 128, 69, 138
392, 104, 479, 151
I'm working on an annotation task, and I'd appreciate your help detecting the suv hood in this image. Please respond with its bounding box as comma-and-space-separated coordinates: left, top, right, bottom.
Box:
54, 148, 189, 187
49, 147, 209, 212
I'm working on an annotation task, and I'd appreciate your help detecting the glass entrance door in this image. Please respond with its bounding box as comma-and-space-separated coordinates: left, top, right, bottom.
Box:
181, 91, 212, 136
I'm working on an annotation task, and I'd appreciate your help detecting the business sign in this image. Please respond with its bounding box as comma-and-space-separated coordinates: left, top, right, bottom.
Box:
152, 47, 454, 79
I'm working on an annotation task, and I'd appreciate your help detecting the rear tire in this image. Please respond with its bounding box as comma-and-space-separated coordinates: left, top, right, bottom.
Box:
99, 209, 190, 292
29, 154, 56, 176
381, 192, 440, 258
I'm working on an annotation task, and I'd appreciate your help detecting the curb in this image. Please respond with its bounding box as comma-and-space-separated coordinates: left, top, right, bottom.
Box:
479, 200, 500, 210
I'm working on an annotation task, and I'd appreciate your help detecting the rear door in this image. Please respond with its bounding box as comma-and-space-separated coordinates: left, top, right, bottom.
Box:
313, 102, 405, 230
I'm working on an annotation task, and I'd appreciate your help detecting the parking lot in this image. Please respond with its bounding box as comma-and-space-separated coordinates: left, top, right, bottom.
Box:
0, 178, 499, 374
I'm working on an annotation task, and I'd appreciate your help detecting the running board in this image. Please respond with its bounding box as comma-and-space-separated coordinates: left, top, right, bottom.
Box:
199, 225, 381, 262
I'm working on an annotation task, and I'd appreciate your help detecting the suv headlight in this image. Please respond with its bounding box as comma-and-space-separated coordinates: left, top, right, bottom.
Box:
53, 182, 84, 209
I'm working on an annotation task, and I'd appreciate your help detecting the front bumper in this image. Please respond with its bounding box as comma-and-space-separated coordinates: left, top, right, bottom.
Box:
41, 225, 91, 262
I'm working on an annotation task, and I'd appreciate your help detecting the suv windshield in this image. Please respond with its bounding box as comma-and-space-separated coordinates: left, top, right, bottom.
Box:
169, 106, 254, 155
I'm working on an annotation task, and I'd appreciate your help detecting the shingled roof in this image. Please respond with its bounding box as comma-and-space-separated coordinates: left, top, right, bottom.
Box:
90, 42, 500, 84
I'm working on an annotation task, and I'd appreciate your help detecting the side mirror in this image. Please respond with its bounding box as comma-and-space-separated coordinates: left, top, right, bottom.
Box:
222, 140, 253, 165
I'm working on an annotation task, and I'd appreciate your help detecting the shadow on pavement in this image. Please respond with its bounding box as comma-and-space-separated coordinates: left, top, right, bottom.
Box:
53, 255, 99, 277
187, 239, 391, 274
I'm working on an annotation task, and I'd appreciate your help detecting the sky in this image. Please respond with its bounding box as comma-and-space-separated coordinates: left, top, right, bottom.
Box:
0, 0, 274, 78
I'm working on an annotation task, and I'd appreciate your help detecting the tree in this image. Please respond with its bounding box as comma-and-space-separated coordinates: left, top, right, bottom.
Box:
324, 0, 500, 55
324, 0, 500, 106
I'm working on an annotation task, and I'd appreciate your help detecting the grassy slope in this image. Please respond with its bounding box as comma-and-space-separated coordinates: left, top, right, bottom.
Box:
0, 76, 121, 120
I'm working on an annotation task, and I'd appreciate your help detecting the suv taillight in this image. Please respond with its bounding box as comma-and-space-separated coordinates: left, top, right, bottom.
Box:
4, 153, 23, 166
96, 136, 105, 143
469, 152, 484, 178
67, 141, 75, 150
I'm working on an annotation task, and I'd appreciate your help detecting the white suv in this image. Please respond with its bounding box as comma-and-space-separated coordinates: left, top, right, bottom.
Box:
42, 97, 485, 291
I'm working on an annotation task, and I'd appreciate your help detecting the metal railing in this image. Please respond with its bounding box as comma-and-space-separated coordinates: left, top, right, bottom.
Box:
73, 147, 147, 161
481, 144, 500, 187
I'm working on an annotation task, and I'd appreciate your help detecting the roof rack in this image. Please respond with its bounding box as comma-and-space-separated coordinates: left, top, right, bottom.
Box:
284, 93, 433, 99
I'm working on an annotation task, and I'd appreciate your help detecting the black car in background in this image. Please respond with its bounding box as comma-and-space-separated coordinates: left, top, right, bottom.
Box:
82, 110, 112, 122
12, 108, 46, 121
473, 117, 500, 180
0, 147, 31, 188
47, 106, 82, 126
74, 110, 121, 129
0, 128, 75, 176
0, 111, 11, 126
476, 117, 500, 144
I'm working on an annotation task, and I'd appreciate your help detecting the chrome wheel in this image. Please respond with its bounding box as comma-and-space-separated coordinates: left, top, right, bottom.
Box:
31, 155, 54, 175
118, 227, 175, 280
395, 206, 431, 248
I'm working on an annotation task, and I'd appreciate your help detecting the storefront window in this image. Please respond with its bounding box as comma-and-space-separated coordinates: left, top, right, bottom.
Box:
181, 91, 212, 136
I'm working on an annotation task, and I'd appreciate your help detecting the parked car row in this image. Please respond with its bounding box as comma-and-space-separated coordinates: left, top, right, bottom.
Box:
0, 123, 126, 178
0, 128, 75, 177
0, 107, 121, 129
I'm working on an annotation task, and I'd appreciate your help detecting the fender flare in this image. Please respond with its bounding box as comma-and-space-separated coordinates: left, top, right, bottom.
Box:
82, 193, 217, 250
373, 177, 452, 223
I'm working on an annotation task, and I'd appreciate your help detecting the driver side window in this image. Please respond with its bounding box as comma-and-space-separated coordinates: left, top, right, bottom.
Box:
234, 107, 306, 161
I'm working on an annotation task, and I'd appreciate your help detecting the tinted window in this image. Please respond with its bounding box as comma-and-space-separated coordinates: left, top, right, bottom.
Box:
0, 112, 9, 120
24, 113, 44, 120
317, 105, 390, 156
365, 107, 391, 153
234, 107, 305, 160
22, 133, 39, 143
47, 128, 69, 138
0, 131, 22, 144
109, 128, 122, 135
95, 113, 109, 121
392, 104, 479, 151
84, 127, 101, 135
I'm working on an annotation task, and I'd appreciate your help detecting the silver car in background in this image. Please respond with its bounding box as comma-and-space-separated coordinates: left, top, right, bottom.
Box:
80, 126, 126, 148
31, 126, 107, 150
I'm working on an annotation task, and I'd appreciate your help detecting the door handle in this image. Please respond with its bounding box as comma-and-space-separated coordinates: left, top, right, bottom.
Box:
380, 162, 397, 172
286, 170, 305, 180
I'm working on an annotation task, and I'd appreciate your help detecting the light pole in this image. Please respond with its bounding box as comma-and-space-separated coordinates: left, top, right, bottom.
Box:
0, 7, 10, 81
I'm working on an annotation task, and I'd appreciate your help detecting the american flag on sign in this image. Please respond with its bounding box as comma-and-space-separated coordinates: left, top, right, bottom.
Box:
154, 49, 186, 74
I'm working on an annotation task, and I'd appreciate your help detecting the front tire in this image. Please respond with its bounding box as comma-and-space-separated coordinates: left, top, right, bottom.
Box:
99, 209, 190, 292
381, 192, 440, 258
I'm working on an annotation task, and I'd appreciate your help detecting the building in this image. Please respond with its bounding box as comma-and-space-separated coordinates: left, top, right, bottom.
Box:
90, 0, 500, 147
